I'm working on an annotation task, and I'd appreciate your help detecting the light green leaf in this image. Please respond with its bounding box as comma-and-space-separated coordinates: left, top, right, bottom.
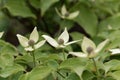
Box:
110, 70, 120, 80
28, 66, 52, 80
98, 14, 120, 39
4, 0, 36, 18
46, 60, 59, 71
0, 40, 18, 68
60, 58, 88, 79
40, 0, 58, 16
108, 38, 120, 48
0, 64, 24, 78
18, 73, 29, 80
108, 30, 120, 40
0, 40, 18, 56
104, 60, 120, 73
0, 54, 14, 69
73, 4, 98, 37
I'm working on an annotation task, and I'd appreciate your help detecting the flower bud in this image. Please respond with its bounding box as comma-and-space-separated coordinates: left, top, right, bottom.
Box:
28, 40, 35, 46
58, 39, 64, 45
64, 12, 69, 17
86, 46, 93, 54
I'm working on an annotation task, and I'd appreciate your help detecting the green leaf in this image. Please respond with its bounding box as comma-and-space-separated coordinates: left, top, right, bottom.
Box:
0, 40, 18, 68
18, 73, 29, 80
11, 72, 23, 80
0, 54, 14, 69
4, 0, 36, 18
40, 0, 58, 16
70, 32, 83, 45
70, 32, 83, 40
60, 20, 74, 30
29, 0, 40, 9
15, 54, 33, 65
60, 58, 88, 79
0, 11, 10, 31
0, 64, 24, 78
0, 40, 18, 56
108, 38, 120, 48
104, 77, 115, 80
73, 3, 98, 37
104, 60, 120, 73
82, 70, 95, 80
28, 66, 52, 80
98, 14, 120, 39
110, 70, 120, 80
19, 66, 52, 80
86, 60, 105, 73
108, 30, 120, 40
65, 73, 80, 80
46, 60, 59, 71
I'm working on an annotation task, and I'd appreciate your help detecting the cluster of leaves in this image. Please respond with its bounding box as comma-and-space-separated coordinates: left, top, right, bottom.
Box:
0, 0, 120, 80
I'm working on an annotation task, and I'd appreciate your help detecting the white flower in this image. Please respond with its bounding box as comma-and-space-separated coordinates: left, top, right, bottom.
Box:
55, 5, 79, 20
42, 27, 80, 48
17, 27, 46, 51
69, 37, 109, 58
109, 49, 120, 55
0, 32, 4, 38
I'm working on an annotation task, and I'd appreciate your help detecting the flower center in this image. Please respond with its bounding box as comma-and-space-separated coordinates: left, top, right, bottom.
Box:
86, 46, 93, 54
64, 12, 69, 17
58, 39, 64, 45
28, 39, 35, 46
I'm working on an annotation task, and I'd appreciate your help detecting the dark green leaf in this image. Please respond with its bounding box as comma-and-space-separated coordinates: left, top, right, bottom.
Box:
4, 0, 36, 18
40, 0, 58, 16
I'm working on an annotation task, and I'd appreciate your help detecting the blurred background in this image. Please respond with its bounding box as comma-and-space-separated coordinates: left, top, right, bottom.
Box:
0, 0, 120, 48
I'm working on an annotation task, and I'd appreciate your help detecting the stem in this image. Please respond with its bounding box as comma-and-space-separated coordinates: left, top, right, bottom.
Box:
57, 71, 66, 79
8, 76, 12, 80
31, 51, 36, 67
92, 58, 100, 80
62, 49, 66, 60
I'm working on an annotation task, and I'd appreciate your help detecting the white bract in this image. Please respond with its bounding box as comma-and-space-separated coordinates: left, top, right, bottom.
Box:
0, 32, 4, 38
42, 27, 80, 48
109, 49, 120, 55
17, 27, 46, 51
69, 37, 109, 58
55, 5, 79, 20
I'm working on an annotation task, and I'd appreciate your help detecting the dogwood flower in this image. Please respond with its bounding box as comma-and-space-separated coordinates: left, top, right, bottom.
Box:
0, 32, 4, 38
109, 49, 120, 55
42, 28, 80, 48
17, 27, 46, 51
69, 37, 109, 58
55, 5, 79, 20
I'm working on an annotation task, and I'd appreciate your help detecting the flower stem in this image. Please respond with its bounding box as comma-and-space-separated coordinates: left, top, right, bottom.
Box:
57, 71, 66, 79
31, 51, 36, 67
62, 49, 66, 60
8, 76, 12, 80
92, 58, 100, 80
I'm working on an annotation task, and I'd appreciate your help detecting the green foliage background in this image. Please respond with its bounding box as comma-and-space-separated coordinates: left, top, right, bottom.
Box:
0, 0, 120, 80
0, 0, 120, 46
